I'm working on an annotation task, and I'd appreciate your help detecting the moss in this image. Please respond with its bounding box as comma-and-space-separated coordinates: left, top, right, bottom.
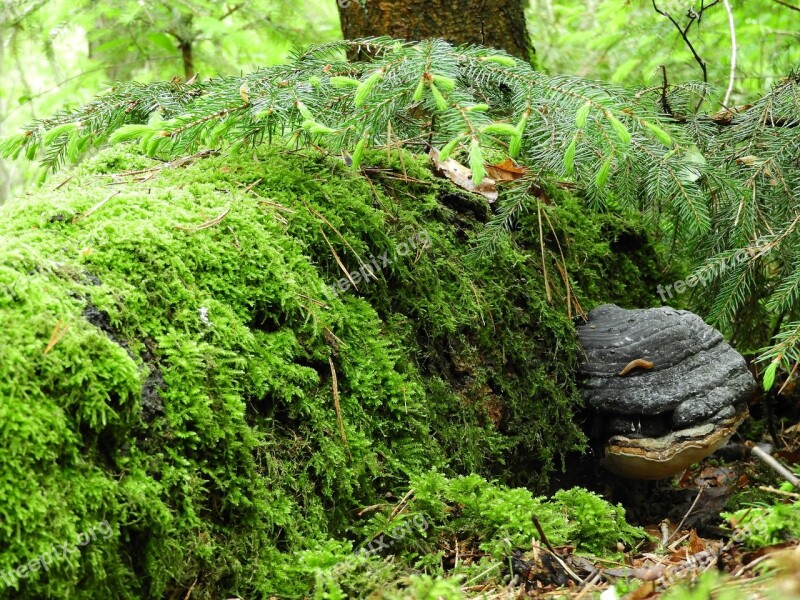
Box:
0, 145, 661, 598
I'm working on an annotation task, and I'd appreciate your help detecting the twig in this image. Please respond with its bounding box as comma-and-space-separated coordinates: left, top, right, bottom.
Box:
243, 178, 262, 193
531, 515, 582, 583
54, 175, 73, 190
305, 201, 369, 274
389, 488, 415, 521
320, 228, 358, 291
659, 64, 673, 116
176, 207, 231, 232
72, 190, 120, 224
666, 487, 704, 545
183, 578, 197, 600
651, 0, 710, 110
721, 0, 737, 107
328, 355, 352, 460
759, 485, 800, 500
777, 360, 798, 396
44, 319, 69, 354
536, 202, 551, 303
747, 442, 800, 488
770, 0, 800, 11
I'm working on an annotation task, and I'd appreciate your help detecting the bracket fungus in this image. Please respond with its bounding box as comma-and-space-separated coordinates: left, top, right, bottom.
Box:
577, 304, 755, 480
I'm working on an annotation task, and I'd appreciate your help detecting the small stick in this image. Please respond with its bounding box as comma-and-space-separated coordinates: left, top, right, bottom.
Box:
666, 487, 703, 545
72, 190, 120, 223
389, 487, 415, 521
747, 442, 800, 488
531, 515, 582, 583
176, 206, 230, 232
54, 175, 73, 190
244, 177, 263, 194
328, 355, 352, 460
44, 319, 70, 354
320, 228, 358, 291
759, 485, 800, 500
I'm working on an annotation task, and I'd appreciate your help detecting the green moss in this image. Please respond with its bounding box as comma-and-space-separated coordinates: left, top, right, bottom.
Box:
0, 145, 660, 598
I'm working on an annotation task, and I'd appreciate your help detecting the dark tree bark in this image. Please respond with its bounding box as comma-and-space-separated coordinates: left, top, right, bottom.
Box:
337, 0, 533, 62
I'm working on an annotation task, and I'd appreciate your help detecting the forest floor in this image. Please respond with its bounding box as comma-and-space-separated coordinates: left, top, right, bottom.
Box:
456, 422, 800, 599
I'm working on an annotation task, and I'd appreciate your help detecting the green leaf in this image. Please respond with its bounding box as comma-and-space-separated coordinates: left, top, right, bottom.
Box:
595, 155, 613, 189
509, 134, 522, 158
763, 360, 779, 392
296, 101, 314, 121
145, 135, 168, 157
605, 112, 631, 144
481, 123, 519, 137
575, 101, 592, 129
109, 124, 154, 145
481, 55, 516, 67
65, 128, 84, 163
309, 123, 337, 135
354, 69, 384, 107
439, 135, 465, 161
0, 134, 26, 159
43, 123, 77, 146
515, 113, 529, 136
467, 104, 489, 112
642, 120, 673, 147
329, 76, 361, 89
25, 141, 38, 161
351, 136, 368, 170
432, 74, 456, 91
563, 135, 577, 175
429, 83, 449, 111
147, 32, 177, 54
469, 138, 486, 185
412, 78, 425, 101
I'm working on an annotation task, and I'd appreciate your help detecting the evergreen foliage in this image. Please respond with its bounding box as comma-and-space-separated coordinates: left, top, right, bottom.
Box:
4, 37, 800, 383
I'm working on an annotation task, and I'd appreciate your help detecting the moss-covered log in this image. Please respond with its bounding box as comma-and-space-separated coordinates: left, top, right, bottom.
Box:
0, 146, 660, 597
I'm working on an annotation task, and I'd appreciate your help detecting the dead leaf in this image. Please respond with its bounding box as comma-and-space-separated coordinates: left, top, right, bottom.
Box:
688, 529, 706, 554
429, 148, 498, 203
485, 158, 527, 182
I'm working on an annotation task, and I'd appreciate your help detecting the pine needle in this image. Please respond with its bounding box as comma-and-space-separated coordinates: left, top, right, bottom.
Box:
328, 355, 352, 460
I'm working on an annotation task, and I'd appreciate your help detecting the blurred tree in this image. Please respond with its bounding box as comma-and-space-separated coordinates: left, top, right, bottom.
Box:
337, 0, 532, 61
0, 0, 340, 199
526, 0, 799, 105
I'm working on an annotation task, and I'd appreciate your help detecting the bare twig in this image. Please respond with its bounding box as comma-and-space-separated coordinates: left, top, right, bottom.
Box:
44, 319, 69, 354
651, 0, 713, 110
72, 191, 120, 224
531, 515, 582, 583
746, 441, 800, 488
328, 355, 352, 460
320, 228, 358, 291
176, 206, 231, 232
666, 487, 704, 545
721, 0, 737, 107
759, 485, 800, 499
659, 64, 673, 116
770, 0, 800, 11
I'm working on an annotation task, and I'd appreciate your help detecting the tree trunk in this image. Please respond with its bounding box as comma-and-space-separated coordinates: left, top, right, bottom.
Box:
338, 0, 532, 62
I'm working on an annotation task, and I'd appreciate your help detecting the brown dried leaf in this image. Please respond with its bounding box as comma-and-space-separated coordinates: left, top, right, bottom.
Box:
485, 158, 527, 182
429, 148, 497, 203
689, 529, 707, 554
